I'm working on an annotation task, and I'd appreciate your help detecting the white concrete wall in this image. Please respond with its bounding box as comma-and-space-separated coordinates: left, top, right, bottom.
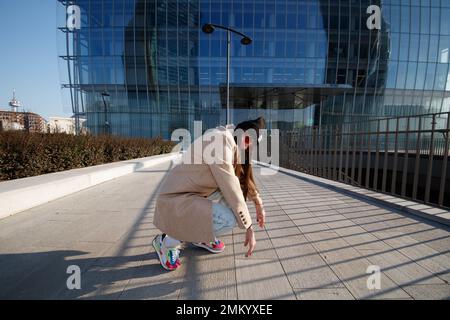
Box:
0, 153, 180, 220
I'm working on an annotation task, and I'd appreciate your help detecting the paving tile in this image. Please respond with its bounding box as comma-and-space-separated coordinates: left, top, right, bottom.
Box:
233, 228, 278, 260
357, 249, 446, 286
178, 234, 237, 300
325, 225, 389, 250
264, 212, 290, 223
271, 235, 344, 289
265, 220, 302, 238
293, 217, 331, 233
56, 242, 154, 299
372, 231, 450, 282
235, 258, 296, 300
295, 288, 354, 300
306, 205, 334, 212
287, 211, 315, 220
0, 242, 114, 299
315, 213, 348, 222
401, 284, 450, 300
282, 207, 311, 214
118, 261, 184, 300
304, 231, 412, 299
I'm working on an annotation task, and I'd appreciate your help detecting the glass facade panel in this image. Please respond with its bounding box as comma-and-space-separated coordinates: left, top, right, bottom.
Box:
59, 0, 450, 137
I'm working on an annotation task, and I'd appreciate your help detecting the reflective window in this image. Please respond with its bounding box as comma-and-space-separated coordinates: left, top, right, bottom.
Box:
61, 0, 450, 138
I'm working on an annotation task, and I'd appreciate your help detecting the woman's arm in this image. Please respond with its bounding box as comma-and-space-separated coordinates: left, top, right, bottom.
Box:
207, 130, 256, 256
248, 188, 263, 205
210, 163, 253, 230
247, 181, 265, 228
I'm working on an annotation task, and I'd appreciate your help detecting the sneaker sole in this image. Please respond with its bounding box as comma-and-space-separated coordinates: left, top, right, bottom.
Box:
152, 236, 178, 271
192, 242, 225, 254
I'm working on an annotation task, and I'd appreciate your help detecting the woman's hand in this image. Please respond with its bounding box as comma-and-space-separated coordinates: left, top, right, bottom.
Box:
244, 226, 256, 257
255, 203, 266, 228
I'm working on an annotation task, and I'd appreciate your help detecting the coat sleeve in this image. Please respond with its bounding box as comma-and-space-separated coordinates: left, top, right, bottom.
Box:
210, 163, 252, 229
208, 133, 252, 230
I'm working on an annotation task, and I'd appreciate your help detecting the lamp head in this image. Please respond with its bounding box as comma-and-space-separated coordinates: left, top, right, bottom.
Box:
241, 37, 252, 45
202, 23, 215, 34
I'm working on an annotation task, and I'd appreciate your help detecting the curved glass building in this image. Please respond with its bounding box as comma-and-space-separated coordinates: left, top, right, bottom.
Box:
59, 0, 450, 138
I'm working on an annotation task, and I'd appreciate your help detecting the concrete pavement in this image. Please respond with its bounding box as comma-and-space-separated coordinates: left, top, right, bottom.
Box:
0, 160, 449, 299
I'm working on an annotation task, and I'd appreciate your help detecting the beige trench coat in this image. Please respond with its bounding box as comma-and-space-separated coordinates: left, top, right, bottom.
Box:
153, 126, 260, 243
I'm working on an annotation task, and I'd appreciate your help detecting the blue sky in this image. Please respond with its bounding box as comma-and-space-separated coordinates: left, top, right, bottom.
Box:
0, 0, 71, 119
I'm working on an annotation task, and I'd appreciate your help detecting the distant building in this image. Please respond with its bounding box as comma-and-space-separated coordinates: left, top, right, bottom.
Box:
8, 89, 21, 113
47, 116, 87, 135
0, 110, 47, 133
0, 90, 47, 133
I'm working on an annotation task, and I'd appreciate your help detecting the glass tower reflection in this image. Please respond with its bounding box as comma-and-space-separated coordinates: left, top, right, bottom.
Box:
59, 0, 450, 138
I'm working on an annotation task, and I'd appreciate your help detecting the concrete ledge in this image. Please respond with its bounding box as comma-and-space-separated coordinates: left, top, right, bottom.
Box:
256, 162, 450, 227
0, 153, 180, 220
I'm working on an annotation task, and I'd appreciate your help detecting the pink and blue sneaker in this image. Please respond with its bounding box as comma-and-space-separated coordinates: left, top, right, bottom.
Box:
193, 239, 225, 254
152, 234, 181, 271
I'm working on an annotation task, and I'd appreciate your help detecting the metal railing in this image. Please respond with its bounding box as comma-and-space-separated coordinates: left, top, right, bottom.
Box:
280, 111, 450, 209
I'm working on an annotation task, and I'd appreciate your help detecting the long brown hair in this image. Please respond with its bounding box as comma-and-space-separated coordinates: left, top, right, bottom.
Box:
233, 117, 265, 200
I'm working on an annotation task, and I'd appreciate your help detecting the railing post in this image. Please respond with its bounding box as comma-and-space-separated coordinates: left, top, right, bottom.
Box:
391, 117, 400, 194
373, 119, 381, 190
412, 116, 422, 200
297, 129, 301, 171
382, 119, 389, 193
425, 114, 436, 203
333, 125, 339, 181
438, 112, 450, 206
286, 131, 290, 169
351, 123, 357, 184
301, 129, 305, 172
338, 124, 345, 182
358, 122, 365, 186
313, 127, 318, 176
344, 124, 351, 183
310, 128, 313, 174
365, 121, 372, 188
326, 126, 331, 179
401, 117, 411, 197
326, 126, 332, 179
318, 126, 323, 177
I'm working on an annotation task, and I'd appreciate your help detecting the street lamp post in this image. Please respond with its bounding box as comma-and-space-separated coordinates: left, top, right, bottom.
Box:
202, 23, 252, 125
101, 91, 110, 135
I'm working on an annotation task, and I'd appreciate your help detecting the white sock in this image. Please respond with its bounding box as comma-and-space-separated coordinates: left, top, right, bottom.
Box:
163, 235, 181, 249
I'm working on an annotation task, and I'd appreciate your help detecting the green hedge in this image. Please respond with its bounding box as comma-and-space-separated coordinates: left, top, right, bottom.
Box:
0, 131, 175, 181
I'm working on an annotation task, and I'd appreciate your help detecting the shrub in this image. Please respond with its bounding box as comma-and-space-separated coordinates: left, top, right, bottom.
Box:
0, 131, 175, 181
